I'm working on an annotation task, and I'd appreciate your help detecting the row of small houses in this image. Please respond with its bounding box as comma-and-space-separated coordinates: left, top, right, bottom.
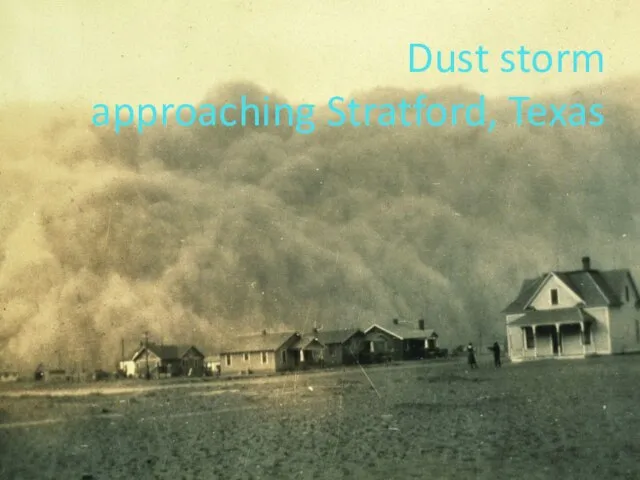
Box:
17, 255, 640, 383
118, 319, 442, 379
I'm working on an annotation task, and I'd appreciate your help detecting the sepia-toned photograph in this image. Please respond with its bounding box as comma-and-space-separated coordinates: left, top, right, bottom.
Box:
1, 1, 640, 478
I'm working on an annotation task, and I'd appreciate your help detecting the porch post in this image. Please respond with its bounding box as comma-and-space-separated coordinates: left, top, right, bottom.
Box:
533, 325, 537, 358
555, 323, 562, 356
580, 322, 586, 356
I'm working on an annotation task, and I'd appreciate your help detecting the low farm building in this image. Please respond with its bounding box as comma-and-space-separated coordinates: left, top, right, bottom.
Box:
364, 319, 438, 362
132, 343, 205, 378
220, 331, 303, 375
311, 328, 366, 367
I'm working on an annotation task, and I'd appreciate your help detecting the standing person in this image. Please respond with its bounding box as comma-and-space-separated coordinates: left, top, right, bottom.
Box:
489, 341, 501, 368
467, 342, 478, 369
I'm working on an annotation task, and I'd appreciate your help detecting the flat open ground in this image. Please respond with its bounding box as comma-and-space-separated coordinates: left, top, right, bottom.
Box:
1, 356, 639, 479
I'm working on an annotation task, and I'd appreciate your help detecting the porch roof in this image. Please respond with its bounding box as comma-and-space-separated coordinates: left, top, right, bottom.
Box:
291, 335, 325, 351
508, 308, 596, 327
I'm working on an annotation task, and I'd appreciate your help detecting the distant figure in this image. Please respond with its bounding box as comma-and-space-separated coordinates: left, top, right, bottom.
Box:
467, 343, 478, 369
34, 363, 45, 381
488, 341, 502, 368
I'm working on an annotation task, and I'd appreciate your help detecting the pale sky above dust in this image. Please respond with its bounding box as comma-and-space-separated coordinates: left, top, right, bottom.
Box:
1, 0, 639, 106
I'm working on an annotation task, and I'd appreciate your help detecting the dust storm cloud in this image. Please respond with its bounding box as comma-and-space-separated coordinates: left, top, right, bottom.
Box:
0, 79, 639, 372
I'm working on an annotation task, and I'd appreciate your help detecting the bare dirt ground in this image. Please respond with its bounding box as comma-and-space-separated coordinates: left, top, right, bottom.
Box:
1, 356, 640, 479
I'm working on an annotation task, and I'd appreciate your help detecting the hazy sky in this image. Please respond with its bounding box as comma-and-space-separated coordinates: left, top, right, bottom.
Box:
1, 0, 639, 106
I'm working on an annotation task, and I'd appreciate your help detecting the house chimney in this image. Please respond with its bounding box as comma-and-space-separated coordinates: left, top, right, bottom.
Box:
418, 319, 425, 330
582, 256, 591, 271
392, 318, 399, 325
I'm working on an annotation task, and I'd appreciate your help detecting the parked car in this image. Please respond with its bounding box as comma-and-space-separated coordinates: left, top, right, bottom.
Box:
92, 370, 110, 381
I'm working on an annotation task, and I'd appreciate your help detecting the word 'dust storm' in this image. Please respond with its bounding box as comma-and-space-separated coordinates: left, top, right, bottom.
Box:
91, 42, 607, 135
409, 44, 604, 74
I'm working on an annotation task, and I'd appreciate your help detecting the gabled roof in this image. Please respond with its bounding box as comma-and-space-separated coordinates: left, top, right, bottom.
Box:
132, 344, 204, 362
311, 328, 364, 345
291, 335, 325, 351
364, 323, 436, 340
519, 272, 585, 310
502, 278, 542, 314
502, 268, 636, 314
220, 331, 300, 354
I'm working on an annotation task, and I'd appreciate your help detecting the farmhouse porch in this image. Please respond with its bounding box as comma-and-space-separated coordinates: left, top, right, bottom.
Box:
291, 335, 326, 369
508, 308, 596, 359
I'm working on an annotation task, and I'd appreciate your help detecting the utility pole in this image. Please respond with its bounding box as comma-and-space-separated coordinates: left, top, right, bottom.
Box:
144, 331, 150, 380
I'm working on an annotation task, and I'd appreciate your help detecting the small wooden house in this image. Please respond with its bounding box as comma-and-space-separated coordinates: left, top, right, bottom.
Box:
132, 343, 205, 378
219, 331, 302, 375
310, 328, 366, 367
364, 319, 438, 362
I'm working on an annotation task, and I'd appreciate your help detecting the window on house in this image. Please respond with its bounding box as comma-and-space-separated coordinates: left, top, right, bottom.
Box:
626, 286, 630, 302
373, 340, 386, 352
281, 350, 287, 363
583, 323, 592, 345
261, 352, 268, 364
331, 346, 337, 357
550, 289, 558, 305
225, 354, 231, 366
524, 327, 535, 349
243, 353, 249, 362
636, 320, 640, 343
